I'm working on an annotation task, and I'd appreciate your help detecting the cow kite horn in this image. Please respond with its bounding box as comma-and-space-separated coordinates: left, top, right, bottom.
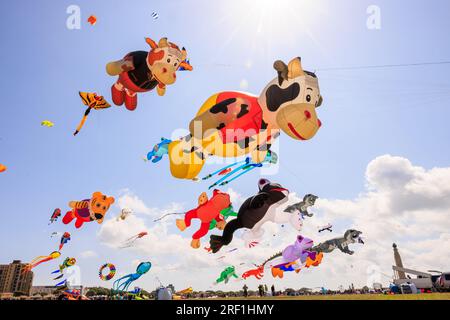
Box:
145, 37, 158, 49
287, 57, 305, 79
181, 46, 187, 61
273, 60, 289, 86
158, 37, 169, 47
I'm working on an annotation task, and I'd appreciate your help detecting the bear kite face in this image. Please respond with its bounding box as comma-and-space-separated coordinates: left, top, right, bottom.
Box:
89, 191, 115, 224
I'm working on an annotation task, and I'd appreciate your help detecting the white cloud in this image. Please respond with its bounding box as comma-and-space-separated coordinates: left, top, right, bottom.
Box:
80, 250, 97, 259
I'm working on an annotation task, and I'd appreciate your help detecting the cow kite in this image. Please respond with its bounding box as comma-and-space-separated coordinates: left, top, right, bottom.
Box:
106, 36, 193, 111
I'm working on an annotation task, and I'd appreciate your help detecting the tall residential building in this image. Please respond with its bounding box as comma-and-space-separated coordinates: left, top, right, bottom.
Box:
0, 260, 34, 295
392, 243, 406, 279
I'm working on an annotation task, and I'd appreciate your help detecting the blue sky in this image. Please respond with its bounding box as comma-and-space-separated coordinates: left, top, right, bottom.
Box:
1, 0, 449, 292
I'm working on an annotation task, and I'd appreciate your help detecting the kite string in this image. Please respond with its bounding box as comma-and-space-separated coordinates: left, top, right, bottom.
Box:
315, 60, 450, 72
153, 212, 184, 222
197, 60, 450, 71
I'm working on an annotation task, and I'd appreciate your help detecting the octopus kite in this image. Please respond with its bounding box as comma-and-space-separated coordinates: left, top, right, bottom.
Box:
113, 262, 152, 293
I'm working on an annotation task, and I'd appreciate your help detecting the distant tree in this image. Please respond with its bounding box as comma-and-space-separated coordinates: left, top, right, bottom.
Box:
13, 291, 26, 297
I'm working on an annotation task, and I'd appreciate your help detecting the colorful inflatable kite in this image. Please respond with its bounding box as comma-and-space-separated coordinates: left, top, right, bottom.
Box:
175, 190, 231, 249
59, 232, 71, 250
51, 257, 76, 280
99, 263, 116, 281
0, 164, 6, 173
73, 92, 111, 135
209, 205, 237, 230
23, 251, 61, 272
117, 208, 132, 221
216, 266, 238, 284
120, 231, 148, 248
106, 36, 192, 111
264, 235, 322, 279
146, 138, 171, 163
210, 179, 298, 253
87, 15, 97, 25
241, 265, 264, 280
284, 194, 318, 219
154, 57, 322, 181
41, 120, 54, 127
176, 287, 193, 295
49, 208, 61, 225
311, 229, 364, 255
113, 262, 151, 293
62, 192, 114, 229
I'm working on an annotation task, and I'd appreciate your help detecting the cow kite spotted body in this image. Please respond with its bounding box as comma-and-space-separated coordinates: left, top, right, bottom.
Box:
156, 57, 323, 180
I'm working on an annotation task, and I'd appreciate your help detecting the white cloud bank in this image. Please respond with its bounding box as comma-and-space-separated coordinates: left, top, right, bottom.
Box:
97, 155, 450, 291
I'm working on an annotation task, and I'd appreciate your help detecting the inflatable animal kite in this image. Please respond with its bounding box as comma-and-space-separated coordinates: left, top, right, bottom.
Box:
154, 57, 323, 181
52, 257, 76, 277
242, 265, 264, 280
284, 194, 318, 219
0, 164, 6, 173
209, 205, 237, 230
113, 262, 151, 293
106, 37, 193, 111
51, 257, 76, 285
62, 192, 115, 229
117, 208, 132, 221
146, 138, 171, 163
311, 229, 364, 255
216, 266, 238, 284
263, 235, 323, 279
176, 190, 231, 249
210, 179, 300, 253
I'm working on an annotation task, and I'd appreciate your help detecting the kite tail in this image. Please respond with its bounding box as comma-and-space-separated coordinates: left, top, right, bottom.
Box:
261, 251, 283, 267
209, 218, 243, 253
73, 108, 91, 136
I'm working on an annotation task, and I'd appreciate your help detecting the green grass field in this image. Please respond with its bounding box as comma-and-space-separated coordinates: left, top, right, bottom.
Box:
204, 293, 450, 300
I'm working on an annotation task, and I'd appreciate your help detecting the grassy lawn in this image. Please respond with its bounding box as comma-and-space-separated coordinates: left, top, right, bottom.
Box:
201, 293, 450, 300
